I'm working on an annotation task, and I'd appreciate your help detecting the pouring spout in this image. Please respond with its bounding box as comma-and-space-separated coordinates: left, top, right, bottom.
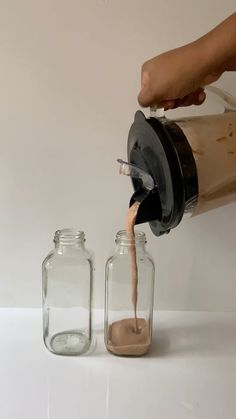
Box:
117, 159, 156, 192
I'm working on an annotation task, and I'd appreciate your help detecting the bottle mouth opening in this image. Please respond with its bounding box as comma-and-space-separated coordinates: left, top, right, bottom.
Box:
115, 230, 146, 244
54, 228, 85, 243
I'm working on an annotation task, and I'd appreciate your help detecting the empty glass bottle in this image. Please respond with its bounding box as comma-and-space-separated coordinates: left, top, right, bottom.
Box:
42, 229, 93, 355
105, 230, 155, 356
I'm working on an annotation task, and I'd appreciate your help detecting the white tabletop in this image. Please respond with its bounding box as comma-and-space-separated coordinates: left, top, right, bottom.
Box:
0, 309, 236, 419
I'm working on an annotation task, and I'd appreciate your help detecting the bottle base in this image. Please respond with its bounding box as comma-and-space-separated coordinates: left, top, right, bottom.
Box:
106, 317, 151, 356
49, 330, 91, 356
106, 344, 150, 357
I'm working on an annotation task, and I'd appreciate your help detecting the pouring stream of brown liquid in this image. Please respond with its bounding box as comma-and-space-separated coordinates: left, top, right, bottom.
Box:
125, 201, 140, 333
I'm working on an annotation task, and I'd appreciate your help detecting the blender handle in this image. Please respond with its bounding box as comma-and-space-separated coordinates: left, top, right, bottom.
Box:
205, 86, 236, 112
149, 87, 236, 116
150, 106, 165, 119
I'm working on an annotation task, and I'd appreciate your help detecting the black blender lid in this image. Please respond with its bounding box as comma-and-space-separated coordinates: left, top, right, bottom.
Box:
127, 111, 187, 236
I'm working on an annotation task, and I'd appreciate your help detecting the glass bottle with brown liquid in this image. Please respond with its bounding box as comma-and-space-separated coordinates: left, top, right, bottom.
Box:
104, 230, 155, 356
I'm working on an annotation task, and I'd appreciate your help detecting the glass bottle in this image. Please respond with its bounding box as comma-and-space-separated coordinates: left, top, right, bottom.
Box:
105, 230, 155, 356
42, 229, 93, 356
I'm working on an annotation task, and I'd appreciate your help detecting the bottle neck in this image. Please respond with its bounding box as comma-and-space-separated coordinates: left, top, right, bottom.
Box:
115, 230, 147, 252
54, 229, 85, 251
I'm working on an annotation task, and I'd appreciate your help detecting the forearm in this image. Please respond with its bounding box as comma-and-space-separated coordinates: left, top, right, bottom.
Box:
197, 12, 236, 73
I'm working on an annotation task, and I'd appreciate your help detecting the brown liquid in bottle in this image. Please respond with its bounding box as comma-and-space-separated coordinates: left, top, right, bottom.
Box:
107, 201, 150, 356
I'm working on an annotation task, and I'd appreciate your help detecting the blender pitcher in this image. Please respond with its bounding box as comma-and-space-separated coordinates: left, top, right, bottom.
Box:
123, 86, 236, 236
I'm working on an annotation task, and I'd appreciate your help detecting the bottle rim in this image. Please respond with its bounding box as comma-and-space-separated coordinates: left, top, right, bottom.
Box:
115, 230, 146, 244
54, 228, 85, 243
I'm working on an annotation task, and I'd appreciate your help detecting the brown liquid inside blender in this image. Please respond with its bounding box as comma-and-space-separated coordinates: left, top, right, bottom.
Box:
176, 112, 236, 215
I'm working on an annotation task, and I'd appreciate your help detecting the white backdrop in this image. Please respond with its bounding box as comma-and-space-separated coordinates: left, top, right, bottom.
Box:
0, 0, 235, 309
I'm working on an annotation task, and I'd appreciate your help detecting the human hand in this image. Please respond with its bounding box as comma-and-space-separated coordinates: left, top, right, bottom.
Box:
138, 13, 236, 110
138, 42, 222, 110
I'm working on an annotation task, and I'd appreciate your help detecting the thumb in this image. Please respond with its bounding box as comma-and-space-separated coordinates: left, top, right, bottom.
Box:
138, 85, 152, 107
138, 85, 161, 107
138, 64, 164, 107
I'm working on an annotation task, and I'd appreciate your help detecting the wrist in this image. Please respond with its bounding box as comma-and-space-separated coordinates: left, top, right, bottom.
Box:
187, 37, 214, 81
194, 36, 223, 78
